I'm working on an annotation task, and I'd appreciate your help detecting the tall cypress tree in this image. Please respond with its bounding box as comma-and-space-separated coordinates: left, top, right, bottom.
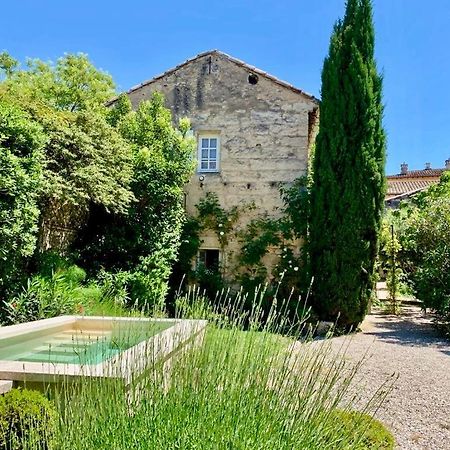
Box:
309, 0, 386, 327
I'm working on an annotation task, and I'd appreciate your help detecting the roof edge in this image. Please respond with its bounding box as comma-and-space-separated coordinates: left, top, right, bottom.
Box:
386, 187, 430, 203
387, 168, 447, 179
107, 50, 319, 106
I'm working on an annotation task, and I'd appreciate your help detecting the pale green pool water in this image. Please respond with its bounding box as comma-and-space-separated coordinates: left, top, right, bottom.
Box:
0, 321, 174, 365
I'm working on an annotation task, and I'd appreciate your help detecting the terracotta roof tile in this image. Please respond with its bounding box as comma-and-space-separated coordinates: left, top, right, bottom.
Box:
387, 168, 445, 179
386, 179, 440, 196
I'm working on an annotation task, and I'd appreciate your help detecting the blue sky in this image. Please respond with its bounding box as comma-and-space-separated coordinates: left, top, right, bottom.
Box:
2, 0, 449, 174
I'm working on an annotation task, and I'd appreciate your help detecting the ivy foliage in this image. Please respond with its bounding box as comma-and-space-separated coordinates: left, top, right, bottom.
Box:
309, 0, 386, 327
280, 176, 310, 240
0, 102, 45, 296
169, 193, 238, 302
196, 192, 240, 248
175, 218, 203, 278
172, 176, 311, 313
237, 176, 310, 293
239, 218, 282, 267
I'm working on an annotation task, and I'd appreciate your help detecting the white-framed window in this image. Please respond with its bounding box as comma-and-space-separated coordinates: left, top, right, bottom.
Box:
198, 135, 220, 172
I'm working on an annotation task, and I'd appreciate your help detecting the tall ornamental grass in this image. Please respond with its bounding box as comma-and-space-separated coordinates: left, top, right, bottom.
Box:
20, 288, 393, 449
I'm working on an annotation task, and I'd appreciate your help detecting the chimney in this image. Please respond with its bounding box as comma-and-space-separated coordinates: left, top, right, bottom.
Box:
400, 162, 408, 175
445, 158, 450, 170
425, 162, 431, 170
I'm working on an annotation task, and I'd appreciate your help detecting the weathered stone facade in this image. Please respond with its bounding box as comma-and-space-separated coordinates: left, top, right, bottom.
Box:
120, 50, 319, 278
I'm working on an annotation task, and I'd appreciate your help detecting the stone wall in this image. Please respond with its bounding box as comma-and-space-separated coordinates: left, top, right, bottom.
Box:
38, 199, 88, 254
125, 51, 319, 279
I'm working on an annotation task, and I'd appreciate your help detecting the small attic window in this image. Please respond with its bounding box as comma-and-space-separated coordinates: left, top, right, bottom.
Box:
248, 73, 259, 85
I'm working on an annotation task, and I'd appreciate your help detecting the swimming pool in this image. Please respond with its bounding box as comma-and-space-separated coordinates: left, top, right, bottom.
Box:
0, 316, 207, 387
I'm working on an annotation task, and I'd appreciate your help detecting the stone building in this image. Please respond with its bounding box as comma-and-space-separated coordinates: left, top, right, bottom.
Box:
386, 160, 450, 207
114, 50, 319, 279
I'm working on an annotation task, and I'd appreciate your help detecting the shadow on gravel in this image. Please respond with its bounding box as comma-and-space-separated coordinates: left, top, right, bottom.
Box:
364, 307, 450, 356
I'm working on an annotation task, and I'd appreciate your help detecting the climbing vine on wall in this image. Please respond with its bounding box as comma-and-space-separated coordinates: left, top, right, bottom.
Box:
169, 192, 243, 297
238, 177, 309, 274
171, 176, 311, 303
196, 192, 241, 248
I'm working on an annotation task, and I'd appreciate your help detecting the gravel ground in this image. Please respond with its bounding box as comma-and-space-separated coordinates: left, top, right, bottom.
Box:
329, 306, 450, 450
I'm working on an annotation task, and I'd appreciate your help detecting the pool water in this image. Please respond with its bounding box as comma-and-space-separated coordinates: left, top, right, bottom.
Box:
0, 321, 174, 365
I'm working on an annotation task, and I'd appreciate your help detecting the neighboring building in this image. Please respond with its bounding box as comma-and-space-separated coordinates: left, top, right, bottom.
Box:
386, 160, 450, 207
113, 50, 319, 278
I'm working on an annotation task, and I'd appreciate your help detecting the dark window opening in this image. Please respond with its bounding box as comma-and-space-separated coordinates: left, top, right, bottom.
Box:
198, 249, 220, 270
248, 73, 259, 85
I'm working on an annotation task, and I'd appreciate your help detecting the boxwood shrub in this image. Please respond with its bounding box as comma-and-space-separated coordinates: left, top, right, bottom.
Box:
0, 388, 57, 450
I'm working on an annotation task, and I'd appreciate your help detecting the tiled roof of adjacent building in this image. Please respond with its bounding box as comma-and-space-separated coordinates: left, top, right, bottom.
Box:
108, 50, 319, 106
387, 168, 446, 179
386, 177, 439, 200
385, 162, 449, 203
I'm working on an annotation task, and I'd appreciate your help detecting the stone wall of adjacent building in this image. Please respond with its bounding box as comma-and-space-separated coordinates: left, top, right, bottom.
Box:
38, 199, 88, 253
125, 52, 319, 279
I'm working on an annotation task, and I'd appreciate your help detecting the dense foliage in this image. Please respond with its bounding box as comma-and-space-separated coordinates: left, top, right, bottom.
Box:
389, 173, 450, 330
237, 177, 311, 304
0, 53, 115, 112
0, 388, 57, 450
3, 264, 95, 325
0, 53, 195, 322
77, 93, 195, 310
0, 53, 134, 219
310, 0, 386, 327
170, 177, 311, 325
0, 53, 137, 322
0, 102, 45, 299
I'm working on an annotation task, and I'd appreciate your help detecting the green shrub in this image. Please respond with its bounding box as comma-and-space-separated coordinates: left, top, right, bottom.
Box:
0, 101, 45, 305
0, 389, 57, 450
406, 198, 450, 319
76, 93, 196, 312
94, 266, 169, 314
3, 265, 102, 324
96, 270, 130, 307
399, 175, 450, 331
192, 263, 225, 302
326, 410, 395, 449
33, 251, 72, 279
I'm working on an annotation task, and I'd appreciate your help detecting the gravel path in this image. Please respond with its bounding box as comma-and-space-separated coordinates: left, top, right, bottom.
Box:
330, 306, 450, 450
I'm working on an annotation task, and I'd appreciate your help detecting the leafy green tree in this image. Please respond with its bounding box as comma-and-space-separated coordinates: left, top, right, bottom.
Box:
309, 0, 386, 327
107, 93, 132, 127
0, 52, 18, 78
0, 101, 45, 301
400, 173, 450, 329
40, 109, 134, 213
0, 53, 134, 250
77, 93, 195, 309
0, 53, 114, 112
